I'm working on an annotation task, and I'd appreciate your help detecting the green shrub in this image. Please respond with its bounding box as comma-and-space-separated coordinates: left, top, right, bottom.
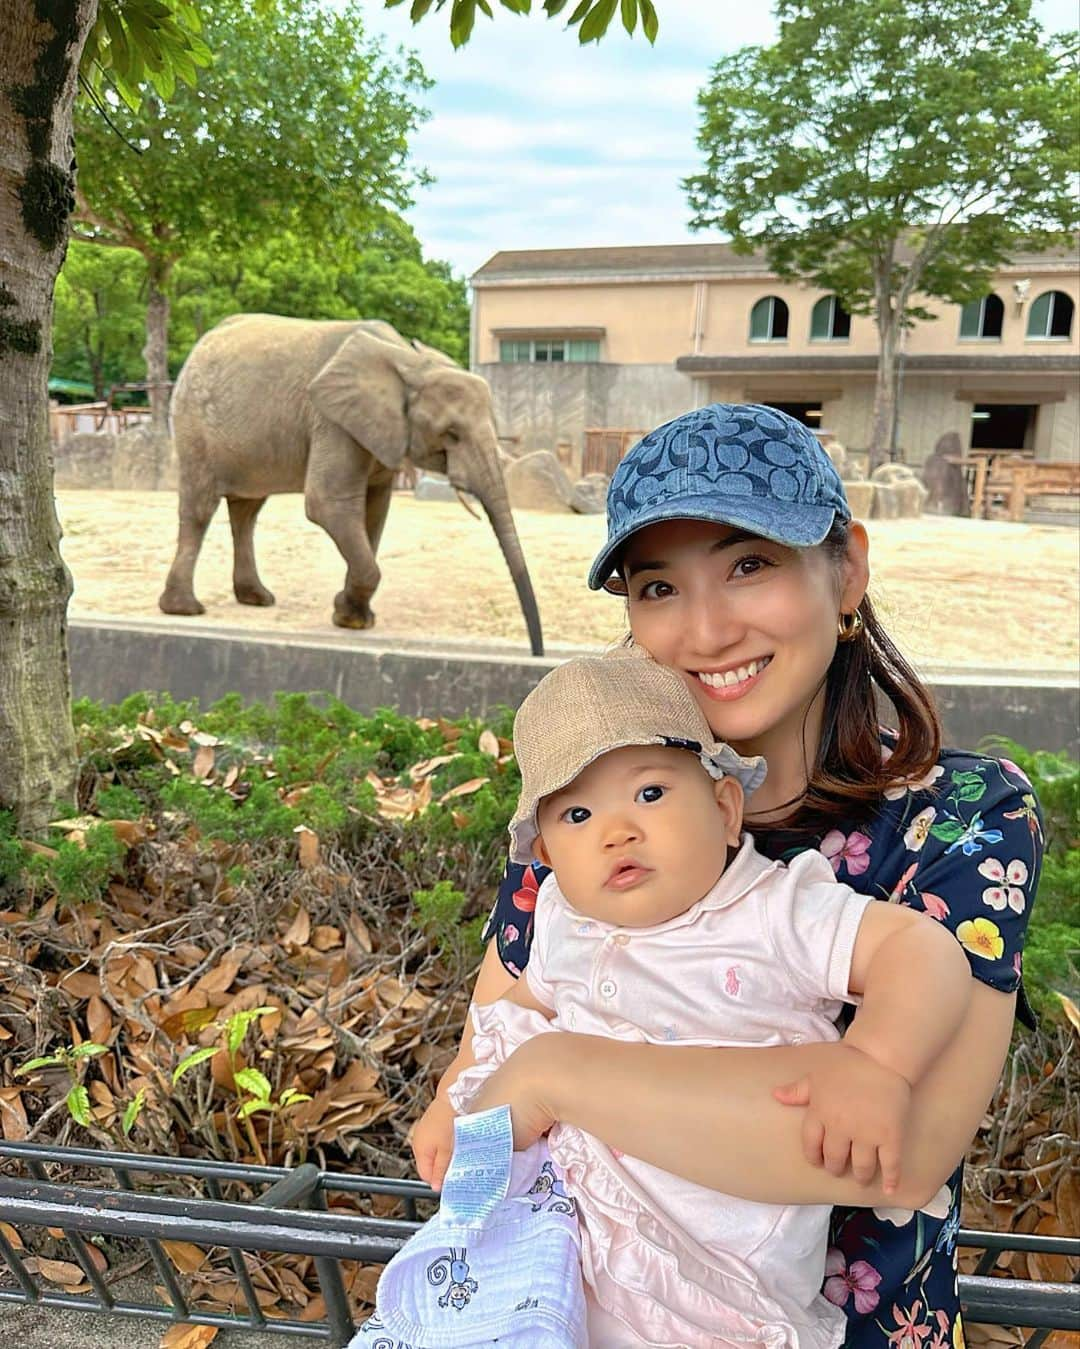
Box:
984, 739, 1080, 1022
412, 879, 487, 965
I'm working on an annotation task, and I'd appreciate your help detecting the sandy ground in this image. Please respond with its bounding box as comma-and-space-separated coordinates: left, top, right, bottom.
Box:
57, 490, 1079, 674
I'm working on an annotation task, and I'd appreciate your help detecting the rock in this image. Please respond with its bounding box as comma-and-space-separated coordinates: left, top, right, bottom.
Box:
570, 472, 609, 515
843, 481, 874, 518
504, 450, 577, 513
114, 425, 176, 490
414, 472, 459, 503
922, 435, 971, 516
872, 483, 901, 519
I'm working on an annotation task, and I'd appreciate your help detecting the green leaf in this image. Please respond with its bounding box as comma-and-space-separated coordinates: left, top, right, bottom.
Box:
638, 0, 657, 41
544, 0, 571, 14
450, 0, 477, 47
225, 1007, 275, 1056
929, 819, 966, 843
579, 0, 618, 42
567, 0, 593, 24
172, 1045, 221, 1084
237, 1098, 272, 1118
278, 1089, 313, 1108
620, 0, 637, 36
233, 1067, 272, 1100
122, 1088, 146, 1137
15, 1055, 63, 1075
67, 1085, 91, 1127
69, 1042, 109, 1060
408, 0, 436, 19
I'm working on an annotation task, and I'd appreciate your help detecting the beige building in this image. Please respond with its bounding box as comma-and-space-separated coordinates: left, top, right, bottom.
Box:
471, 243, 1079, 469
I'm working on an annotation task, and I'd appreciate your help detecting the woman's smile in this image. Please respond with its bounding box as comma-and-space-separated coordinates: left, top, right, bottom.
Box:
693, 655, 773, 700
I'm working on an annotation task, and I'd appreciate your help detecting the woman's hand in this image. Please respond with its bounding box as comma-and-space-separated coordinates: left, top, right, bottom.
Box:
773, 1042, 912, 1193
463, 1033, 560, 1149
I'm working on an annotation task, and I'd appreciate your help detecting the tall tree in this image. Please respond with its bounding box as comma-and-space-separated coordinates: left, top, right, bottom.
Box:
74, 0, 432, 430
52, 240, 145, 397
685, 0, 1079, 458
2, 0, 656, 828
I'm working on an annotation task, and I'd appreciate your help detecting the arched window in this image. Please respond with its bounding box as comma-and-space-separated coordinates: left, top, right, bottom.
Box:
959, 294, 1004, 340
1026, 290, 1074, 339
749, 296, 789, 342
809, 295, 851, 341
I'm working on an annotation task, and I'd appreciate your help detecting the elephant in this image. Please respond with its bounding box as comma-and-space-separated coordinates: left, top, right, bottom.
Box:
158, 315, 544, 655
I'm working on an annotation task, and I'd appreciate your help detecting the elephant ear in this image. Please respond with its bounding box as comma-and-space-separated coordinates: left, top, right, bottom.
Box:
307, 328, 426, 470
410, 338, 460, 368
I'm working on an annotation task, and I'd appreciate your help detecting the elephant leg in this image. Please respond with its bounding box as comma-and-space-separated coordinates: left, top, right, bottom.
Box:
365, 475, 394, 555
227, 496, 275, 606
305, 491, 381, 629
158, 485, 220, 615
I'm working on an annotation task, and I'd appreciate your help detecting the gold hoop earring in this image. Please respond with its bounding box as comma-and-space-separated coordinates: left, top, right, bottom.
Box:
837, 609, 864, 642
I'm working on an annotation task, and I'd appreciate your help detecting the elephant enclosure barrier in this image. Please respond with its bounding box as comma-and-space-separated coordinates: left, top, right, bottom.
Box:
0, 1142, 1076, 1346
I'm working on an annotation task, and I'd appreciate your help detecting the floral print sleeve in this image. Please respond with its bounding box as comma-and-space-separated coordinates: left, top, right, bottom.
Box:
879, 750, 1043, 1000
481, 857, 551, 977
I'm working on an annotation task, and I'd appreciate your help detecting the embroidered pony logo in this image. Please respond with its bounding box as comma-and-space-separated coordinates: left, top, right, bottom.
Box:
724, 965, 741, 996
525, 1161, 577, 1216
427, 1247, 479, 1310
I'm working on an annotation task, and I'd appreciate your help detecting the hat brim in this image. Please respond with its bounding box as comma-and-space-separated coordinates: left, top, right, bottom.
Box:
587, 493, 841, 592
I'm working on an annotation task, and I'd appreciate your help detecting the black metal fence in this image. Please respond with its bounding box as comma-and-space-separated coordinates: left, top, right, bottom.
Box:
0, 1141, 1075, 1345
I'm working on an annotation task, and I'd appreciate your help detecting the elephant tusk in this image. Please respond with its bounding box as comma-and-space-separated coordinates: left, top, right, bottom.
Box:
455, 488, 482, 521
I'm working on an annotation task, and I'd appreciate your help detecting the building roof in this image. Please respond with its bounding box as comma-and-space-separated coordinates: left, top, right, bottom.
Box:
472, 243, 760, 282
472, 240, 1079, 284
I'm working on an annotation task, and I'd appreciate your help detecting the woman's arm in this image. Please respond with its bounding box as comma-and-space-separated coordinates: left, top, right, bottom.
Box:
470, 970, 1014, 1211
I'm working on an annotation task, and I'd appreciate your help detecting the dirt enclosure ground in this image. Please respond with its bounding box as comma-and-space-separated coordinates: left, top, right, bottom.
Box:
58, 490, 1078, 674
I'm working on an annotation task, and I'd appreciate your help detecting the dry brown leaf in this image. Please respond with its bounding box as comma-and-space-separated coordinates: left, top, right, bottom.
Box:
311, 925, 342, 951
294, 826, 320, 870
438, 777, 489, 804
58, 970, 100, 999
192, 745, 215, 780
1055, 991, 1080, 1035
195, 955, 243, 997
345, 914, 372, 954
161, 1241, 209, 1274
0, 1222, 23, 1250
409, 753, 461, 781
87, 994, 112, 1045
35, 1257, 87, 1286
0, 1088, 28, 1141
159, 1325, 218, 1349
283, 907, 311, 949
107, 819, 148, 847
478, 729, 499, 757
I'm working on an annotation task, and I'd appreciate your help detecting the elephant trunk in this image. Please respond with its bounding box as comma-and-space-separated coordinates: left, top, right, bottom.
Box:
463, 453, 544, 657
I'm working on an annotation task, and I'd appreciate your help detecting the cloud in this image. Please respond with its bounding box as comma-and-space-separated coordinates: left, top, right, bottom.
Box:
359, 0, 1077, 277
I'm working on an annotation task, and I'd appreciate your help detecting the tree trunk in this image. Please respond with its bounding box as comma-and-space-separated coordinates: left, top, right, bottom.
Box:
0, 0, 97, 830
143, 264, 171, 431
869, 321, 900, 469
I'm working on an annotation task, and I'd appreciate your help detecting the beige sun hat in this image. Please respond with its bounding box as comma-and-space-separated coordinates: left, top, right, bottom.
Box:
508, 646, 767, 864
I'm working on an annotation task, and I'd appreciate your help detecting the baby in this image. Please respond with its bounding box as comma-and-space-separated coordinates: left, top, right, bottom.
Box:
383, 649, 972, 1348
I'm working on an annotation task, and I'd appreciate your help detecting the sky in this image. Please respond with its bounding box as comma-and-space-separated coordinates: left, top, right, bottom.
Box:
361, 1, 1078, 281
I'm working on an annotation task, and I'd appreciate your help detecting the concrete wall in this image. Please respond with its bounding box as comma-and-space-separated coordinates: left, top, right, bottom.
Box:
69, 620, 1080, 756
480, 362, 697, 468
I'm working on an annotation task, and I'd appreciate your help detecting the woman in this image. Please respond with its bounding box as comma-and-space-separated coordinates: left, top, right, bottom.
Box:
454, 404, 1041, 1341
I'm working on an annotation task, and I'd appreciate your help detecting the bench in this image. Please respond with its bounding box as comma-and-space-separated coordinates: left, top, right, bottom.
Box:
980, 456, 1080, 521
0, 1142, 1075, 1344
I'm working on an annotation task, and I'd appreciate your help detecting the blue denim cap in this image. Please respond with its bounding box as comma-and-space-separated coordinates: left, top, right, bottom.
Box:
587, 403, 851, 592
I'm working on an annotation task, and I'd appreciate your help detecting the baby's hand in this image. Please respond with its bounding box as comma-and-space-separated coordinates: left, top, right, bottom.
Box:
773, 1043, 912, 1194
409, 1091, 457, 1192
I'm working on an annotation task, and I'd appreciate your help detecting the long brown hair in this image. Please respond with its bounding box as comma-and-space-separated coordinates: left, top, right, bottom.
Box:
756, 518, 942, 850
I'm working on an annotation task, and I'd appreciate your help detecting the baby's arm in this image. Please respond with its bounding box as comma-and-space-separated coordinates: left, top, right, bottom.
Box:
410, 949, 555, 1190
844, 901, 972, 1083
776, 901, 972, 1194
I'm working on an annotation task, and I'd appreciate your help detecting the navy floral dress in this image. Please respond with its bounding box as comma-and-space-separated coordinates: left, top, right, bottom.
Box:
481, 741, 1043, 1346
